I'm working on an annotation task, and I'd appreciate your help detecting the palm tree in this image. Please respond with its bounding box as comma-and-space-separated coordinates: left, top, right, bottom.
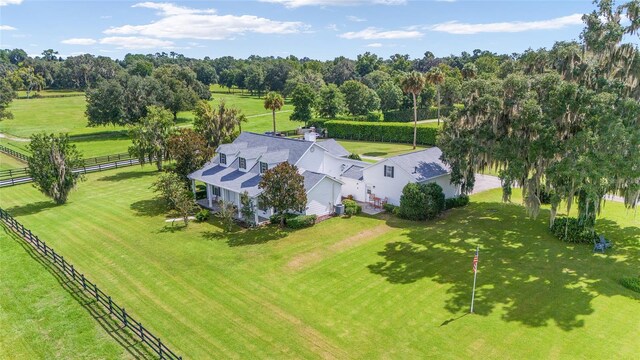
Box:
401, 71, 426, 149
426, 67, 445, 125
264, 91, 285, 135
461, 63, 477, 80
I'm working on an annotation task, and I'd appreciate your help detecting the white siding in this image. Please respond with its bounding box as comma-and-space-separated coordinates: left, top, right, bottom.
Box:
423, 174, 460, 199
362, 160, 415, 206
296, 144, 325, 173
341, 177, 367, 202
321, 154, 368, 178
305, 177, 342, 216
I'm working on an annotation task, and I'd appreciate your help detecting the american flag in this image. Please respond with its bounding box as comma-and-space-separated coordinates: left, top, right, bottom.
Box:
472, 249, 479, 273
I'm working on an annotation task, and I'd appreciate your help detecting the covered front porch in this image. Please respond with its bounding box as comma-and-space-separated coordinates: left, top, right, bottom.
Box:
192, 180, 271, 225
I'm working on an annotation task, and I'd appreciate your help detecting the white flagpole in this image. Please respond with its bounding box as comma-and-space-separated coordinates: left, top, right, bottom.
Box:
470, 245, 479, 314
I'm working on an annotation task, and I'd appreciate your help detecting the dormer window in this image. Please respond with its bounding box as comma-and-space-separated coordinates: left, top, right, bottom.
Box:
384, 165, 394, 178
220, 153, 227, 165
239, 157, 246, 170
259, 162, 268, 174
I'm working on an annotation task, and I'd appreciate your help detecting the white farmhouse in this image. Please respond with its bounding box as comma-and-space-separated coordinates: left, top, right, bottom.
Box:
189, 132, 460, 223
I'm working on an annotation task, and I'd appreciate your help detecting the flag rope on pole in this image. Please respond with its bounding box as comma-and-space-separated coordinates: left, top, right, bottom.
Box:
470, 245, 479, 313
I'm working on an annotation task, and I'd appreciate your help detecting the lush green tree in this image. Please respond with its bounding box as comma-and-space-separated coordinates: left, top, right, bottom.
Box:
10, 66, 45, 98
41, 49, 60, 62
290, 83, 316, 124
389, 53, 412, 72
27, 133, 84, 204
362, 70, 392, 90
377, 81, 403, 112
284, 69, 325, 97
425, 67, 445, 124
356, 51, 383, 77
240, 191, 256, 226
258, 162, 307, 227
264, 91, 285, 134
167, 128, 213, 183
264, 61, 292, 92
153, 172, 196, 225
219, 68, 236, 92
340, 80, 381, 116
127, 60, 154, 77
217, 200, 237, 232
0, 78, 17, 121
324, 56, 357, 86
317, 84, 345, 118
401, 71, 426, 149
193, 61, 218, 85
245, 65, 266, 95
153, 64, 204, 119
128, 106, 174, 171
193, 100, 244, 149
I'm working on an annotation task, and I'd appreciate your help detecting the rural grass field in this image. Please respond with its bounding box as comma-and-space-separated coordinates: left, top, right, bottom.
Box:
333, 140, 427, 158
1, 166, 638, 358
0, 226, 133, 359
0, 153, 26, 171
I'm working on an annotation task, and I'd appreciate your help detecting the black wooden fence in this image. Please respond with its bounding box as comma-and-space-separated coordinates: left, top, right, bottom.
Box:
0, 208, 182, 359
0, 144, 29, 162
0, 150, 140, 187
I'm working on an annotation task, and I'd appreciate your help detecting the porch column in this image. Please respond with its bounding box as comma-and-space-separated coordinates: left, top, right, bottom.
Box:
253, 199, 258, 225
236, 193, 242, 218
207, 184, 213, 208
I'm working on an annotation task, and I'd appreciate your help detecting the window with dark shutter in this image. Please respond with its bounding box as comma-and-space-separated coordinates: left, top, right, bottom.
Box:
384, 165, 394, 178
239, 157, 246, 169
260, 162, 268, 174
219, 153, 227, 165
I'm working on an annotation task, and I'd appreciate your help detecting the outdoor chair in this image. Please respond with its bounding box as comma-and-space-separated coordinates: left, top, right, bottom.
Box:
593, 238, 606, 253
599, 234, 612, 249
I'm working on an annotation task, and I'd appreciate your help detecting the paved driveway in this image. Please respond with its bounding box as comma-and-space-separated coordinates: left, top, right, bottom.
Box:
471, 174, 502, 194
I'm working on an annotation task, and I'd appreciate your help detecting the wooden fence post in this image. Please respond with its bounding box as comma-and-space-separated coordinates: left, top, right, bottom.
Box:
122, 308, 128, 326
71, 264, 75, 280
94, 283, 99, 301
139, 321, 144, 340
158, 338, 163, 359
108, 296, 113, 314
81, 274, 86, 289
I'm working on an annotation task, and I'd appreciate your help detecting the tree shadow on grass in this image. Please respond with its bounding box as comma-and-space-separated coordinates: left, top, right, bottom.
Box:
363, 151, 387, 157
130, 199, 166, 217
202, 224, 289, 247
1, 225, 157, 359
5, 200, 59, 217
98, 170, 157, 182
368, 202, 640, 331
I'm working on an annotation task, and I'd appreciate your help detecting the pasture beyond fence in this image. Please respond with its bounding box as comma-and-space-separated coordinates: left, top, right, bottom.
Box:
0, 148, 140, 187
0, 208, 182, 360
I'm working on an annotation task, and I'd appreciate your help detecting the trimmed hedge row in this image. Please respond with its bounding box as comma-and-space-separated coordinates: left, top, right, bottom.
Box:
382, 104, 463, 122
550, 217, 596, 243
269, 213, 317, 229
325, 120, 439, 145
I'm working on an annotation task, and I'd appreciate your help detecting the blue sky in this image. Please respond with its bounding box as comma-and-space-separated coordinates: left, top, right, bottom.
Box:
0, 0, 611, 60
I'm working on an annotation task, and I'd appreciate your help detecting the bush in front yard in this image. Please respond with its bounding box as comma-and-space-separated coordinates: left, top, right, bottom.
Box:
286, 215, 317, 229
398, 183, 445, 221
383, 203, 398, 214
343, 199, 362, 216
550, 217, 596, 243
195, 209, 210, 222
445, 195, 469, 209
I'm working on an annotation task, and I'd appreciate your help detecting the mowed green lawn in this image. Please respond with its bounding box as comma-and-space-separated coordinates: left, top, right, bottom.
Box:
333, 140, 427, 158
0, 153, 26, 171
0, 226, 133, 359
2, 88, 301, 157
1, 166, 638, 358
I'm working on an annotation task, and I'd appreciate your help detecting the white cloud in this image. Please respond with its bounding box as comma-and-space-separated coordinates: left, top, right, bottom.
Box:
61, 38, 97, 45
429, 14, 583, 34
0, 25, 17, 31
347, 15, 366, 22
366, 42, 383, 47
100, 36, 174, 49
326, 23, 339, 31
100, 15, 112, 19
260, 0, 405, 7
0, 0, 23, 6
104, 2, 307, 40
340, 27, 422, 40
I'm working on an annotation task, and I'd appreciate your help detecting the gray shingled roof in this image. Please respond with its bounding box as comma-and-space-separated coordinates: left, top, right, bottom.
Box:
189, 132, 328, 197
302, 171, 326, 191
387, 147, 450, 182
317, 139, 350, 157
342, 165, 364, 180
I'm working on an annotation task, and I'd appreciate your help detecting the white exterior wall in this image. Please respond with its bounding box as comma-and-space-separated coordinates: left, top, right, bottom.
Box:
422, 174, 460, 199
321, 155, 368, 178
341, 177, 367, 202
362, 160, 415, 206
296, 144, 325, 173
305, 177, 342, 216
